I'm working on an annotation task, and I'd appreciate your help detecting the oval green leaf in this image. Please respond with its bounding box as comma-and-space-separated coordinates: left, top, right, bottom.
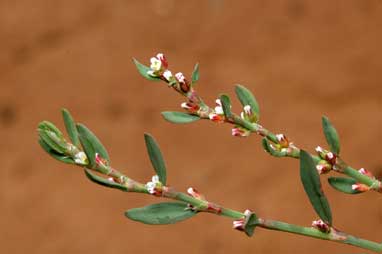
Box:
84, 169, 128, 191
133, 58, 161, 81
191, 63, 199, 85
38, 121, 67, 154
300, 150, 332, 225
62, 108, 80, 146
125, 202, 196, 225
220, 94, 232, 118
38, 138, 75, 164
234, 84, 260, 121
144, 133, 167, 185
322, 116, 340, 155
161, 111, 200, 124
328, 177, 362, 194
76, 124, 110, 168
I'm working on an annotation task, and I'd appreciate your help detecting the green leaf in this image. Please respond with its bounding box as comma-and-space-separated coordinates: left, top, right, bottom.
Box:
125, 202, 196, 225
84, 169, 127, 191
38, 121, 67, 154
62, 108, 80, 146
144, 134, 167, 185
322, 116, 340, 154
38, 138, 75, 164
220, 94, 232, 118
328, 177, 362, 194
235, 84, 260, 121
261, 138, 287, 157
191, 63, 199, 85
244, 212, 258, 237
300, 150, 332, 225
133, 58, 161, 81
161, 111, 200, 124
76, 124, 110, 168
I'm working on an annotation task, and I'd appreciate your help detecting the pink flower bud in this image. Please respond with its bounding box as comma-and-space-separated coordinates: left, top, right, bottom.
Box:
351, 183, 370, 192
181, 102, 199, 113
156, 53, 168, 69
325, 152, 336, 165
175, 72, 186, 84
312, 219, 330, 233
163, 70, 173, 82
95, 153, 108, 167
276, 134, 289, 148
233, 219, 245, 231
358, 168, 374, 178
209, 113, 224, 123
232, 127, 250, 137
316, 161, 331, 174
187, 187, 203, 199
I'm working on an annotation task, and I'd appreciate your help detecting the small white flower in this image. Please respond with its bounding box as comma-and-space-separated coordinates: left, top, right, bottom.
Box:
181, 102, 191, 109
215, 106, 224, 115
243, 105, 251, 115
107, 177, 115, 182
150, 57, 162, 72
315, 146, 323, 153
156, 53, 165, 61
152, 175, 159, 183
214, 100, 224, 115
326, 152, 334, 160
74, 151, 87, 165
175, 72, 186, 83
146, 181, 156, 194
276, 134, 285, 142
316, 164, 325, 174
163, 70, 173, 81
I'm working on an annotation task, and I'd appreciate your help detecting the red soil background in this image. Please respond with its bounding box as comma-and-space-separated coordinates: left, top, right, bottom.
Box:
1, 1, 382, 253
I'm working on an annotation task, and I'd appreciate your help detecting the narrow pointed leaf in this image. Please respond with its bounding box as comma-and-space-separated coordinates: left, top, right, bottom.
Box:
38, 139, 75, 164
38, 121, 63, 137
262, 138, 287, 157
77, 124, 110, 168
62, 108, 80, 146
144, 134, 167, 185
300, 150, 332, 225
220, 94, 232, 118
125, 202, 196, 225
328, 177, 362, 194
38, 121, 67, 153
161, 111, 200, 124
235, 84, 260, 121
191, 63, 199, 85
38, 130, 66, 154
133, 58, 161, 81
244, 212, 258, 237
322, 116, 340, 155
84, 169, 127, 191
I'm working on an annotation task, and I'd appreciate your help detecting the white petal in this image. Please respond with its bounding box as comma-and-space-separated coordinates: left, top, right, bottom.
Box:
152, 175, 159, 183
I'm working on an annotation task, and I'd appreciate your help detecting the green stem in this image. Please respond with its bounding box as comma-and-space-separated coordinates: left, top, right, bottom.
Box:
257, 218, 382, 253
343, 166, 381, 191
87, 164, 382, 252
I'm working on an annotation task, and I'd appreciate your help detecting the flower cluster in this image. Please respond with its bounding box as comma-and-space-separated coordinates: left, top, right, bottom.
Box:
208, 99, 225, 123
240, 105, 257, 123
312, 219, 330, 233
315, 146, 336, 174
74, 151, 87, 165
146, 175, 162, 195
147, 53, 191, 92
233, 209, 252, 231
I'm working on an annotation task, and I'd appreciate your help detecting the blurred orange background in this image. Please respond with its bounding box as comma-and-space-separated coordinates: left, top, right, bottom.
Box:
1, 1, 382, 253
